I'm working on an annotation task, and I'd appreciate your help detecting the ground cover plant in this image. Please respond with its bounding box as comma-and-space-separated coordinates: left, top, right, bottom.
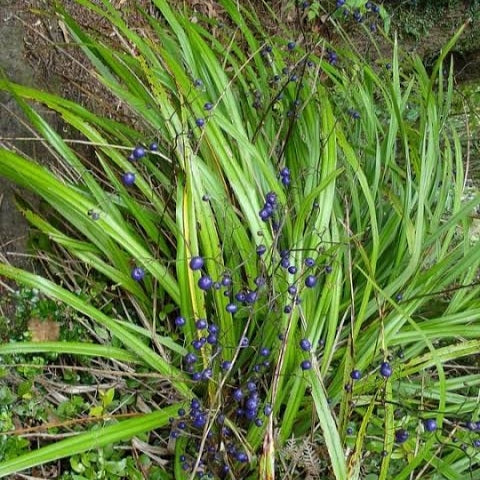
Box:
1, 0, 480, 478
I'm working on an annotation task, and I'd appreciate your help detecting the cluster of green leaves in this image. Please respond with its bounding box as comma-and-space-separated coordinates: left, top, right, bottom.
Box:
0, 0, 479, 478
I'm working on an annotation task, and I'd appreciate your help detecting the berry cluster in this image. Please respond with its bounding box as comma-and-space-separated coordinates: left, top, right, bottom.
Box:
121, 143, 158, 187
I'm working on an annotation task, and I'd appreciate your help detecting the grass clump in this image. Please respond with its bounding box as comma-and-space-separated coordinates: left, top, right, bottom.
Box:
0, 1, 480, 478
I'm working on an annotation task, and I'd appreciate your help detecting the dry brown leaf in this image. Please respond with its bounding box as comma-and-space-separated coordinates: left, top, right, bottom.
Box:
28, 318, 60, 342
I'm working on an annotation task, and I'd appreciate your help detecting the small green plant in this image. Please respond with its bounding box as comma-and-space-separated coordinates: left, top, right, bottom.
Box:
0, 0, 479, 479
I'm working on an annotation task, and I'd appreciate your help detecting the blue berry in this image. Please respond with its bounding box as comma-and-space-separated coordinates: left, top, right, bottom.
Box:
132, 146, 146, 159
264, 404, 272, 416
260, 347, 270, 356
206, 333, 217, 344
195, 319, 207, 330
233, 389, 243, 401
185, 353, 198, 364
195, 118, 205, 127
221, 360, 232, 370
288, 266, 297, 274
192, 340, 203, 350
208, 324, 219, 334
379, 361, 392, 378
131, 266, 145, 281
473, 439, 480, 448
301, 360, 312, 370
255, 418, 263, 427
424, 419, 437, 432
189, 256, 204, 270
350, 369, 362, 380
300, 338, 312, 351
198, 275, 213, 290
221, 275, 232, 286
204, 102, 213, 111
246, 381, 257, 392
259, 208, 271, 221
192, 372, 202, 381
175, 316, 186, 327
245, 291, 258, 304
305, 257, 315, 267
305, 275, 317, 288
241, 337, 249, 347
192, 414, 207, 428
280, 257, 290, 269
121, 172, 136, 186
149, 142, 158, 151
194, 79, 203, 87
288, 285, 297, 295
284, 305, 292, 314
395, 429, 409, 444
235, 292, 246, 302
256, 245, 267, 256
236, 452, 248, 462
287, 41, 296, 50
265, 192, 277, 205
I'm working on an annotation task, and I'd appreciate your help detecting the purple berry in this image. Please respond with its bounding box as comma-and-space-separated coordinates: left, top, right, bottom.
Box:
195, 319, 207, 330
350, 369, 362, 380
300, 338, 312, 351
131, 266, 145, 281
264, 404, 272, 416
208, 324, 219, 334
233, 389, 243, 401
305, 275, 317, 288
132, 146, 146, 159
245, 291, 258, 304
305, 257, 315, 267
226, 303, 237, 314
189, 256, 204, 270
149, 142, 158, 151
424, 419, 437, 432
256, 245, 267, 256
121, 172, 136, 186
301, 360, 312, 370
236, 452, 248, 462
246, 381, 257, 392
195, 118, 205, 127
204, 102, 213, 111
175, 316, 186, 327
379, 361, 392, 378
260, 347, 270, 356
221, 360, 232, 370
395, 429, 409, 444
198, 275, 213, 290
185, 353, 198, 364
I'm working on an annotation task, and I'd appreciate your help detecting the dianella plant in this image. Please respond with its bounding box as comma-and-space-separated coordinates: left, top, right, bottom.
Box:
0, 0, 479, 479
